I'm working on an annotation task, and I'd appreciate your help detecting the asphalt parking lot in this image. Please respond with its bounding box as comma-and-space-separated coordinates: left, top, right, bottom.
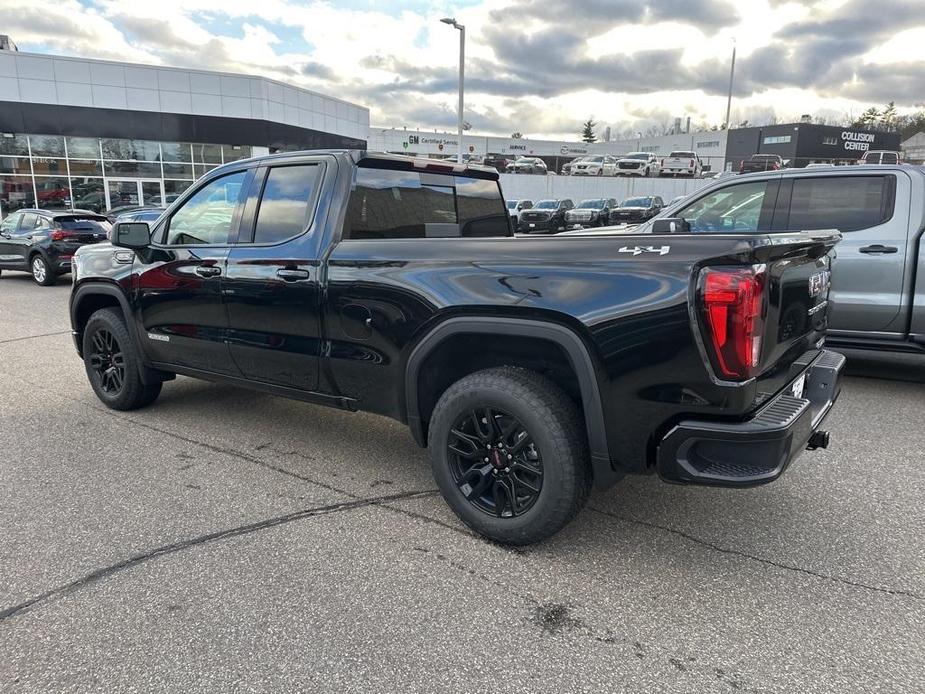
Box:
1, 271, 923, 693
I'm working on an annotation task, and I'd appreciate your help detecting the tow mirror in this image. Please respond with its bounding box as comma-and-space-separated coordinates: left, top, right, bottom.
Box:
113, 222, 151, 249
652, 218, 690, 233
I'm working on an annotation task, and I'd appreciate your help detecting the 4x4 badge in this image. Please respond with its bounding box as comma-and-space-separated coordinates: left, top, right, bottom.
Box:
618, 245, 670, 256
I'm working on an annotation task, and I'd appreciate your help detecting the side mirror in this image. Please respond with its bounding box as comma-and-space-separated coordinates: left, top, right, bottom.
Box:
113, 221, 151, 249
652, 218, 690, 233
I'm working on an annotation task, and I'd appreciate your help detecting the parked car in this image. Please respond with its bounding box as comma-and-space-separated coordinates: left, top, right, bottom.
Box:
70, 149, 844, 544
506, 199, 533, 230
859, 150, 902, 165
569, 156, 617, 176
560, 156, 588, 175
105, 205, 166, 224
615, 152, 660, 177
739, 154, 783, 173
518, 198, 574, 233
609, 196, 664, 224
565, 198, 617, 228
112, 206, 165, 224
0, 209, 110, 285
637, 164, 925, 354
660, 151, 702, 177
509, 157, 547, 175
482, 155, 511, 172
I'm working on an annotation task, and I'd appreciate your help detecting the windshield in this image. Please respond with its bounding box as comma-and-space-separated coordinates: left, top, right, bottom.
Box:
535, 200, 558, 209
621, 197, 652, 207
577, 199, 605, 209
585, 157, 603, 163
56, 216, 111, 231
506, 200, 517, 209
669, 151, 694, 158
625, 153, 650, 160
752, 154, 778, 160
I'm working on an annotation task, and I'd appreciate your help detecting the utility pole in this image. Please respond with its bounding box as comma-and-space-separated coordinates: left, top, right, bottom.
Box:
724, 39, 736, 130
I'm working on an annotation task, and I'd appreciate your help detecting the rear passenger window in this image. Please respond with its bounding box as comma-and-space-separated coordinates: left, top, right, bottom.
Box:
344, 167, 509, 239
787, 176, 893, 232
253, 164, 321, 243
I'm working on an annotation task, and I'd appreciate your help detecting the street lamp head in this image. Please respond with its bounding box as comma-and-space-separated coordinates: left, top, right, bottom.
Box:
440, 17, 456, 25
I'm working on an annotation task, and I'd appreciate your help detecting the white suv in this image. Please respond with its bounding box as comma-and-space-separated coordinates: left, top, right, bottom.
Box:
615, 152, 660, 177
570, 156, 616, 176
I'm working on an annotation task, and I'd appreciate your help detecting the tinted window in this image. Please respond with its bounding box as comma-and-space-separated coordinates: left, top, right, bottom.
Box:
344, 168, 507, 239
676, 181, 767, 232
165, 171, 246, 245
252, 165, 321, 244
787, 176, 892, 232
19, 213, 38, 230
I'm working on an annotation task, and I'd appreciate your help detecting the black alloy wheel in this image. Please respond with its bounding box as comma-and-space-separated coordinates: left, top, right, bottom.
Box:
88, 328, 125, 396
447, 407, 543, 518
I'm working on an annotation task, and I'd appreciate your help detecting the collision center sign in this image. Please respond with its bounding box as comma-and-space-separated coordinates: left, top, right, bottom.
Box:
841, 131, 875, 152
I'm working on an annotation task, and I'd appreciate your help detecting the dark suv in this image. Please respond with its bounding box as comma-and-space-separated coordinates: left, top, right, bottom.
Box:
0, 209, 110, 285
518, 199, 574, 233
609, 196, 664, 224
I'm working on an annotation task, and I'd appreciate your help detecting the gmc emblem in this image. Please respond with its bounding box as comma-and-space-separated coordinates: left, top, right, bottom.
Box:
808, 271, 831, 297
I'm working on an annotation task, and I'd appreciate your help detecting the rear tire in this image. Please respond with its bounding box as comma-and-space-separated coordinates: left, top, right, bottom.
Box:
427, 366, 591, 545
83, 308, 162, 410
30, 255, 55, 286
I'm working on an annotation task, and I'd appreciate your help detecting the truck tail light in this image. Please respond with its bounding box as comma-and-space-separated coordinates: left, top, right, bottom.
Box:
699, 265, 766, 380
660, 159, 665, 166
689, 159, 695, 168
50, 230, 79, 241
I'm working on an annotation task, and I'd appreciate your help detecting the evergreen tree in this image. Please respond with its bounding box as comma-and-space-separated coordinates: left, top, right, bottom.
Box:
580, 119, 597, 143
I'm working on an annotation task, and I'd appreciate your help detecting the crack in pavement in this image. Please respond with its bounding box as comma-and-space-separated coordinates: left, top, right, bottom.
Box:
0, 489, 437, 623
0, 330, 71, 345
589, 506, 924, 601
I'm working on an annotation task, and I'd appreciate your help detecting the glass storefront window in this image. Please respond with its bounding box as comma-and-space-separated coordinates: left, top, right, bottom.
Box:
0, 134, 30, 156
66, 137, 101, 160
194, 163, 222, 178
160, 142, 192, 163
101, 138, 161, 162
29, 135, 65, 157
72, 179, 106, 213
164, 180, 192, 203
162, 163, 193, 178
0, 157, 32, 175
222, 145, 251, 162
34, 176, 72, 211
30, 157, 67, 176
103, 161, 163, 177
0, 176, 36, 217
68, 160, 104, 176
192, 144, 223, 164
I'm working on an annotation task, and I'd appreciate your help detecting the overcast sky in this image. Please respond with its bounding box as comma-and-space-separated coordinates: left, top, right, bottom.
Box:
5, 0, 924, 139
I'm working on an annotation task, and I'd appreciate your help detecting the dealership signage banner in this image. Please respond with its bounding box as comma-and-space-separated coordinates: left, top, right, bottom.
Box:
840, 130, 876, 153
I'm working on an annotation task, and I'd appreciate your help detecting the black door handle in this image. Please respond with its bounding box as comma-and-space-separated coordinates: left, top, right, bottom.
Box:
194, 265, 221, 277
859, 244, 898, 254
276, 268, 310, 281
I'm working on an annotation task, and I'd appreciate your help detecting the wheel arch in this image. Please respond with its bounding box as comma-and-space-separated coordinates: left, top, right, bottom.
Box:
404, 316, 620, 489
71, 283, 137, 357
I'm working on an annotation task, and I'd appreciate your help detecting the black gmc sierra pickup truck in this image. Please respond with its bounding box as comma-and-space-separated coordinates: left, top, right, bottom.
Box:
70, 151, 845, 544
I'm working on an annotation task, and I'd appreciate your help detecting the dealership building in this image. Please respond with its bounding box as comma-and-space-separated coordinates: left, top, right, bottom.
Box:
367, 127, 729, 174
0, 43, 368, 218
725, 122, 901, 169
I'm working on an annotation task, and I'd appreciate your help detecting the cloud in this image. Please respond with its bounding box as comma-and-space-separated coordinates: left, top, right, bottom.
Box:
3, 0, 923, 139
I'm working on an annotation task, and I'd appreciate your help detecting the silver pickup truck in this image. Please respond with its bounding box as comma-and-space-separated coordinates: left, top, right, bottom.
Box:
639, 164, 925, 354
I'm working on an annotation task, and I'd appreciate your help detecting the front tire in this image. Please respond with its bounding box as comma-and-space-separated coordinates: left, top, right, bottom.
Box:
83, 308, 162, 410
427, 367, 591, 545
30, 255, 55, 286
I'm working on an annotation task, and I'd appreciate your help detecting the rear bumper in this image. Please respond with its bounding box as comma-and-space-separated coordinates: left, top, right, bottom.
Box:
656, 350, 845, 487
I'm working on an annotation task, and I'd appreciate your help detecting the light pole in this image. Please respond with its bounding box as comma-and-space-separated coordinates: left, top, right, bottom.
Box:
441, 17, 465, 164
724, 39, 736, 130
